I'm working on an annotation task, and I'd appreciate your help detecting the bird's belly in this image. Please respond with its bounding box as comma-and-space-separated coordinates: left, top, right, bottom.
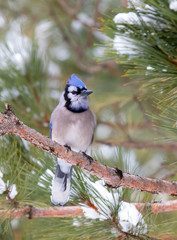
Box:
65, 123, 91, 152
51, 107, 94, 153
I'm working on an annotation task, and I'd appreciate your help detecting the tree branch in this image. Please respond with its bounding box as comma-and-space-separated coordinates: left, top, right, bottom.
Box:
48, 0, 116, 74
96, 139, 177, 151
134, 199, 177, 214
2, 199, 177, 220
1, 104, 177, 196
0, 206, 83, 219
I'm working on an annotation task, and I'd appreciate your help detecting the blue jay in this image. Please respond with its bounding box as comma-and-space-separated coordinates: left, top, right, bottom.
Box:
50, 74, 95, 205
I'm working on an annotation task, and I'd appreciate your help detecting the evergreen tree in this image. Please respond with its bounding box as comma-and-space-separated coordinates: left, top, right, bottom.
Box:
0, 0, 177, 239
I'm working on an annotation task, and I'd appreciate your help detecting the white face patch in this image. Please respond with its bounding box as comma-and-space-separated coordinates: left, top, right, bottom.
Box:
65, 85, 89, 111
70, 95, 88, 110
67, 86, 78, 100
68, 86, 77, 92
68, 92, 78, 100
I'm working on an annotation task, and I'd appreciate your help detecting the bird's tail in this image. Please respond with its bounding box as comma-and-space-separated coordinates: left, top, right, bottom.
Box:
51, 158, 73, 206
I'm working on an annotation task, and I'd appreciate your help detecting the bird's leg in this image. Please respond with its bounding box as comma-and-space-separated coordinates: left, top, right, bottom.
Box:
82, 151, 93, 164
64, 144, 71, 152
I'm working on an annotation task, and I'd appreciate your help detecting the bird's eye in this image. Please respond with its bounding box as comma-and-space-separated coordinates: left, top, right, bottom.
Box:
71, 91, 77, 94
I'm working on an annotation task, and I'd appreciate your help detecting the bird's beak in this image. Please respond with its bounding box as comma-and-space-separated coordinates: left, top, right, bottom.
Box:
81, 90, 93, 96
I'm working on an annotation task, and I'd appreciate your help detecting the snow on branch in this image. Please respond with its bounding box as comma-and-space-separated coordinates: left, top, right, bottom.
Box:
1, 200, 177, 219
0, 104, 177, 196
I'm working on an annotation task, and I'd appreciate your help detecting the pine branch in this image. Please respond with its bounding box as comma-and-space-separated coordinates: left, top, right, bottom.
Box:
48, 0, 116, 73
56, 0, 99, 28
1, 104, 177, 196
134, 199, 177, 214
113, 220, 159, 240
0, 206, 83, 219
96, 139, 177, 151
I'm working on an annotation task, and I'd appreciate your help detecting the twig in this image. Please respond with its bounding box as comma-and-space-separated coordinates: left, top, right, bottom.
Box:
0, 206, 83, 219
162, 169, 177, 180
97, 120, 155, 130
57, 0, 83, 18
48, 0, 116, 73
84, 0, 101, 48
96, 139, 177, 151
133, 199, 177, 214
57, 0, 100, 28
134, 95, 152, 124
113, 221, 158, 240
1, 104, 177, 196
75, 60, 117, 74
120, 0, 128, 7
47, 2, 78, 53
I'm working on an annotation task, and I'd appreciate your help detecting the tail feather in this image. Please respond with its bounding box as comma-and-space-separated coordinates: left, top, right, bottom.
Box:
51, 158, 73, 206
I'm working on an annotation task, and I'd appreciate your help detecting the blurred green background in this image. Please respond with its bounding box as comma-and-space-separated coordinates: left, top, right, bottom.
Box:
0, 0, 177, 239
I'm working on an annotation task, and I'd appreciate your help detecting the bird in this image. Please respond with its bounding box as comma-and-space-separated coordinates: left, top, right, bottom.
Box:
50, 74, 95, 206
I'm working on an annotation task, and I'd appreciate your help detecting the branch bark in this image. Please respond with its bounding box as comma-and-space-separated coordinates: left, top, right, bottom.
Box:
0, 206, 83, 219
1, 104, 177, 196
134, 199, 177, 214
2, 199, 177, 220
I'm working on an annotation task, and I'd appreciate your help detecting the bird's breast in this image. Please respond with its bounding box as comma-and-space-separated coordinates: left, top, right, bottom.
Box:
51, 106, 95, 152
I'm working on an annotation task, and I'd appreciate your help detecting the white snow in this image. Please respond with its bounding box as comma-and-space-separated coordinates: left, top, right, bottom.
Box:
11, 219, 19, 228
0, 171, 18, 199
93, 47, 105, 58
113, 3, 166, 57
113, 12, 154, 28
73, 218, 82, 227
35, 20, 53, 53
113, 12, 140, 25
78, 179, 147, 234
71, 13, 95, 31
50, 45, 70, 61
95, 145, 117, 159
93, 31, 110, 41
48, 61, 61, 77
1, 88, 20, 101
0, 26, 31, 73
50, 89, 61, 100
77, 13, 94, 27
146, 66, 155, 70
113, 35, 139, 55
26, 107, 31, 112
169, 0, 177, 11
71, 20, 83, 32
9, 184, 18, 199
81, 206, 104, 220
119, 202, 147, 233
96, 124, 112, 139
127, 0, 141, 8
37, 182, 46, 188
46, 169, 55, 178
0, 15, 5, 28
0, 171, 6, 194
21, 138, 30, 150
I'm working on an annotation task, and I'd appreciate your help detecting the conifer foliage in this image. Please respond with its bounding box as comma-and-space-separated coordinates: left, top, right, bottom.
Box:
0, 0, 177, 239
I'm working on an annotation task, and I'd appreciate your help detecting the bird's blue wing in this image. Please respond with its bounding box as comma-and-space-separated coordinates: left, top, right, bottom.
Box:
49, 120, 52, 138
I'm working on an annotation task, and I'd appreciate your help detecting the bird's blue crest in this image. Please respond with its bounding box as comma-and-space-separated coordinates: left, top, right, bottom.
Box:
67, 74, 87, 89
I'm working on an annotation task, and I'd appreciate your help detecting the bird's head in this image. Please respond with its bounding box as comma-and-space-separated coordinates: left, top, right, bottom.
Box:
63, 74, 93, 112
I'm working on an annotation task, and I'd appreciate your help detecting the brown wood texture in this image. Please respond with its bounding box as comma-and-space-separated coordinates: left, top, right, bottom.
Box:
0, 104, 177, 196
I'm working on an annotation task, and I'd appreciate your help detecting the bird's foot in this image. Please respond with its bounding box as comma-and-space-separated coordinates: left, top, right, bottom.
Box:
82, 152, 93, 164
64, 144, 71, 152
